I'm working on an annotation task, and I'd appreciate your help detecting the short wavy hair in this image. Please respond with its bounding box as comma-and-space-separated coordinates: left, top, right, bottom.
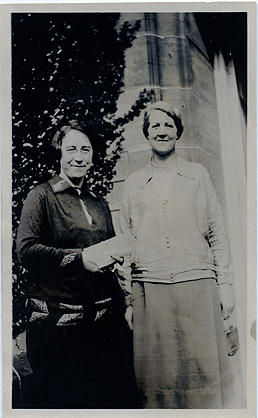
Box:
52, 120, 93, 151
143, 101, 184, 140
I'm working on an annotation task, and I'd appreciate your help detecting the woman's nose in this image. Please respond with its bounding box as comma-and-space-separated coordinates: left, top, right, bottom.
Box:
157, 125, 167, 136
74, 151, 83, 161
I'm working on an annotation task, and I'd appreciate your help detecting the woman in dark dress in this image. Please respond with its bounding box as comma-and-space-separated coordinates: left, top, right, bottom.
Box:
16, 120, 136, 409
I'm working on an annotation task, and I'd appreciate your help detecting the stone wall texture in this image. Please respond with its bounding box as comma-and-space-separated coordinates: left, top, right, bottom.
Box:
109, 12, 226, 229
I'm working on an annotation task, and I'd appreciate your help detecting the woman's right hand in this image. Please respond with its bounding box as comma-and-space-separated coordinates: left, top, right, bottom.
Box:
82, 252, 102, 273
125, 305, 133, 330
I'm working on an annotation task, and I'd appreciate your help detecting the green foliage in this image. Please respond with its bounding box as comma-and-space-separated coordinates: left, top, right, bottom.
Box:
12, 12, 153, 337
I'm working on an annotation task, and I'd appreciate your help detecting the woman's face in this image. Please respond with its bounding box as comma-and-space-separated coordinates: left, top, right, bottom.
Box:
60, 129, 93, 181
147, 110, 178, 156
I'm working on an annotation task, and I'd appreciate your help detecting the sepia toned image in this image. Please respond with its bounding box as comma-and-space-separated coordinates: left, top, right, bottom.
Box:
1, 2, 256, 417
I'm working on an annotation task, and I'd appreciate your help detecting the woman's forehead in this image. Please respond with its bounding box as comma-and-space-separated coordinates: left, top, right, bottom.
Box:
62, 129, 92, 147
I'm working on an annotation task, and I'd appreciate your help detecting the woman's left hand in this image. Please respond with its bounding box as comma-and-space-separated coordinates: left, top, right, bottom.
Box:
82, 252, 103, 273
100, 255, 124, 273
218, 283, 234, 320
222, 305, 234, 321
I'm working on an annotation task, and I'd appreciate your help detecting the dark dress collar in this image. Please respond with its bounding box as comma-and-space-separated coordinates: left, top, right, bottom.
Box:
48, 175, 97, 198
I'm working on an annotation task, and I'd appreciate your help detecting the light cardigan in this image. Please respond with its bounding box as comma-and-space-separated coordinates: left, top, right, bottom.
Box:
119, 156, 234, 292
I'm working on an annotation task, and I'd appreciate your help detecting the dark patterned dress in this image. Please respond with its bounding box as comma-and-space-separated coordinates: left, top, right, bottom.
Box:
16, 175, 137, 409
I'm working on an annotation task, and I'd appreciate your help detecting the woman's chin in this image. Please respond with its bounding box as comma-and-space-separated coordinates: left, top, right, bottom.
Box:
68, 174, 85, 185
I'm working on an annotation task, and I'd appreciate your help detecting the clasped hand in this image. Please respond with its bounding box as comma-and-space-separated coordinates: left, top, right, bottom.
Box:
82, 251, 124, 273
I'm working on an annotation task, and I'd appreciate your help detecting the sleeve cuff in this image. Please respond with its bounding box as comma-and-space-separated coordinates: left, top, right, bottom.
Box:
59, 250, 83, 272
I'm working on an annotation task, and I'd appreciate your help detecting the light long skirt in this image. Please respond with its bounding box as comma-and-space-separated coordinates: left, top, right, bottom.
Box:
133, 278, 234, 408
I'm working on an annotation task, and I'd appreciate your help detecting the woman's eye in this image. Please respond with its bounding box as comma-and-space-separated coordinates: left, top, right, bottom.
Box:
166, 124, 174, 128
151, 124, 159, 129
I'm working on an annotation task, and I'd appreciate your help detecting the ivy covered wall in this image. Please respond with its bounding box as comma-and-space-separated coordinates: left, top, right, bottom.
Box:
12, 12, 152, 337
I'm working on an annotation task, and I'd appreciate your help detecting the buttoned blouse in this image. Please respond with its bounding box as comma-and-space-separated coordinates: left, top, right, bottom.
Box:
119, 157, 233, 286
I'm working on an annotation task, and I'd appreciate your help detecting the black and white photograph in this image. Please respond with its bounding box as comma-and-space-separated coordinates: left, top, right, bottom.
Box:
1, 2, 256, 416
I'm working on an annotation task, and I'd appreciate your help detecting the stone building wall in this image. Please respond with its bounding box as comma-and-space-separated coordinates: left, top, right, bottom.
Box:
108, 12, 226, 231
